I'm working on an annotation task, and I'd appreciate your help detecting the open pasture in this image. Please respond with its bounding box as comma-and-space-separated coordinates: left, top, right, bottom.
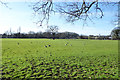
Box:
1, 39, 118, 79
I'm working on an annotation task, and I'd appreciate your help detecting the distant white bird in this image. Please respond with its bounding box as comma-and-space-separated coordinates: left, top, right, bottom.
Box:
65, 42, 69, 46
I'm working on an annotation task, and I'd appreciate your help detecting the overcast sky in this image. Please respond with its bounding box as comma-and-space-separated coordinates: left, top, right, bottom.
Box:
0, 0, 119, 35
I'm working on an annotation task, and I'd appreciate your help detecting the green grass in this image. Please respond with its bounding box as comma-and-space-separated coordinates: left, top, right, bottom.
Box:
1, 39, 119, 79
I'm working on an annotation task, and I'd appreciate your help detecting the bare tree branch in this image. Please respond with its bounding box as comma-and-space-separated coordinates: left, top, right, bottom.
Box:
0, 0, 10, 9
56, 1, 99, 23
32, 0, 118, 26
32, 0, 54, 26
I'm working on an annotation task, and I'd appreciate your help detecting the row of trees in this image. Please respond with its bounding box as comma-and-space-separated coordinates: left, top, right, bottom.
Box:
1, 29, 120, 40
1, 31, 79, 39
1, 26, 120, 40
1, 31, 113, 40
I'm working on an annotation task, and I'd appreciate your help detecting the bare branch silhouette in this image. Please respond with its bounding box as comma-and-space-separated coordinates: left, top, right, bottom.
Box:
0, 0, 10, 8
32, 0, 118, 26
32, 0, 54, 26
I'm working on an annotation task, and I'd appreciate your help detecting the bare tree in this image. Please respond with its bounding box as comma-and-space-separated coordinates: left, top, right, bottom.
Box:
32, 0, 118, 26
46, 25, 59, 40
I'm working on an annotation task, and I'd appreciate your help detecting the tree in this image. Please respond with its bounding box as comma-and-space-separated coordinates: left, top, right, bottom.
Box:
36, 31, 43, 38
46, 25, 59, 40
60, 32, 79, 39
32, 0, 118, 26
111, 27, 120, 40
28, 31, 35, 38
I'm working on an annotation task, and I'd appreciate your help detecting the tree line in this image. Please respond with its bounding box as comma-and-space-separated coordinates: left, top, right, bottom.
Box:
1, 26, 120, 40
1, 31, 80, 39
1, 31, 113, 40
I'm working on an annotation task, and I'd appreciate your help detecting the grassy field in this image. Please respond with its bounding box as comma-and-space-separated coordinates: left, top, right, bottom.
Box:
1, 39, 119, 79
